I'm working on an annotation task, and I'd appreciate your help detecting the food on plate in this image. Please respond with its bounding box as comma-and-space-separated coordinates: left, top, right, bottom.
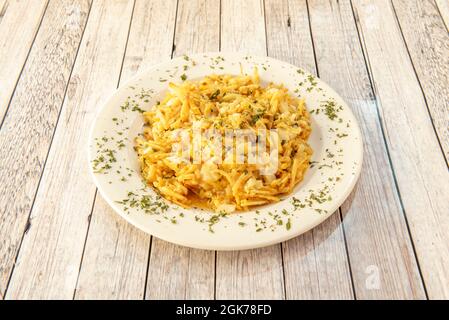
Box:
135, 69, 312, 212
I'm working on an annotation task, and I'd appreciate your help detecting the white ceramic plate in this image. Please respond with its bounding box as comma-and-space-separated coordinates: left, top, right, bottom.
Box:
88, 53, 363, 250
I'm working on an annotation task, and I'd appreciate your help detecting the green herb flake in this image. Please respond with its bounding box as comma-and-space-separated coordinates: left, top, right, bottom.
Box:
210, 89, 220, 100
286, 219, 292, 231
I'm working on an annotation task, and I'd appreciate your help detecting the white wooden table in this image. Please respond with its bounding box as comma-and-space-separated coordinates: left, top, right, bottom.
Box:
0, 0, 448, 300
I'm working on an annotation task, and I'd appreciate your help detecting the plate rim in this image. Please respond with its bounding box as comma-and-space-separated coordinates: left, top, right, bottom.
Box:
88, 52, 364, 251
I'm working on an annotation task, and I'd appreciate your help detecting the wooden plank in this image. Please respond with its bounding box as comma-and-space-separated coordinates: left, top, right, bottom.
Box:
0, 0, 8, 25
147, 239, 216, 299
75, 0, 178, 300
216, 247, 284, 299
265, 0, 317, 69
264, 0, 354, 299
435, 0, 449, 29
0, 0, 91, 299
0, 0, 48, 122
216, 0, 284, 300
282, 218, 353, 299
392, 0, 449, 162
145, 0, 219, 300
352, 0, 449, 299
220, 0, 267, 54
119, 0, 179, 81
173, 0, 220, 56
5, 0, 134, 299
308, 0, 426, 300
75, 197, 151, 300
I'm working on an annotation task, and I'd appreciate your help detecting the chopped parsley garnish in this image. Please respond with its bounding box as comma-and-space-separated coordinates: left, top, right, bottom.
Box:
286, 219, 291, 230
210, 89, 220, 100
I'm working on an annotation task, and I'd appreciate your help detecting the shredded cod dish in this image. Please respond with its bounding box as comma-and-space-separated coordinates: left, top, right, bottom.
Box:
135, 70, 312, 213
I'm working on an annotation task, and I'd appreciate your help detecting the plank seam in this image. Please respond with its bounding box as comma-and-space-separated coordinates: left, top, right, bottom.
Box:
0, 0, 50, 129
73, 0, 138, 300
305, 0, 356, 300
0, 1, 9, 23
2, 0, 92, 299
218, 0, 222, 52
310, 228, 321, 298
262, 0, 286, 300
305, 0, 320, 76
144, 0, 180, 299
73, 189, 97, 299
117, 0, 137, 90
339, 210, 357, 300
433, 0, 449, 32
348, 0, 429, 299
213, 251, 217, 300
261, 0, 287, 301
390, 0, 448, 166
142, 236, 153, 300
279, 243, 287, 300
214, 0, 222, 302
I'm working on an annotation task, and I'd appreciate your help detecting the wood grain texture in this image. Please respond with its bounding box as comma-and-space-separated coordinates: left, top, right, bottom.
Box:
392, 0, 449, 162
264, 0, 353, 300
173, 0, 220, 56
120, 0, 179, 81
309, 0, 426, 299
0, 0, 91, 299
75, 197, 150, 299
75, 0, 178, 300
5, 0, 134, 299
353, 0, 449, 299
282, 217, 353, 299
0, 0, 8, 26
220, 0, 267, 54
216, 0, 284, 300
147, 239, 216, 299
0, 0, 48, 121
435, 0, 449, 29
216, 246, 285, 299
0, 0, 446, 299
145, 0, 219, 300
